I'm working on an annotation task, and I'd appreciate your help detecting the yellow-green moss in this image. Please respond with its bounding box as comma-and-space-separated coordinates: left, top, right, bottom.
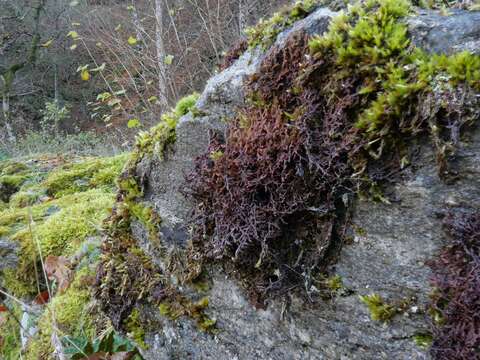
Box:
174, 93, 200, 117
158, 296, 216, 333
0, 303, 23, 360
43, 153, 128, 198
134, 93, 199, 158
0, 161, 29, 176
124, 308, 148, 350
3, 189, 115, 297
325, 274, 344, 292
359, 293, 414, 322
35, 190, 114, 256
25, 266, 97, 360
413, 332, 433, 349
359, 293, 396, 322
1, 175, 29, 187
246, 0, 318, 49
309, 0, 480, 140
9, 190, 43, 208
0, 157, 123, 298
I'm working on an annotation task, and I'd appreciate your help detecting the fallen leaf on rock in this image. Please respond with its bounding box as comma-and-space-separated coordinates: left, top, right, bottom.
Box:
110, 352, 135, 360
85, 352, 108, 360
34, 290, 50, 305
44, 255, 73, 293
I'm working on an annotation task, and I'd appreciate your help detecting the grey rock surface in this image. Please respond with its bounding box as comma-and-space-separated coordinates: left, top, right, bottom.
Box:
408, 9, 480, 55
0, 238, 18, 271
128, 7, 480, 360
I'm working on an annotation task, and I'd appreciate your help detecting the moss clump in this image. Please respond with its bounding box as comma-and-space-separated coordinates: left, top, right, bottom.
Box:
0, 161, 29, 176
124, 308, 147, 350
309, 0, 479, 177
325, 274, 344, 292
43, 154, 128, 198
175, 92, 200, 117
0, 175, 28, 202
95, 209, 164, 330
134, 93, 199, 158
0, 303, 23, 360
413, 332, 433, 349
158, 296, 216, 333
359, 293, 413, 322
25, 266, 98, 360
245, 0, 318, 49
2, 189, 115, 297
9, 190, 43, 208
0, 154, 127, 299
359, 293, 397, 322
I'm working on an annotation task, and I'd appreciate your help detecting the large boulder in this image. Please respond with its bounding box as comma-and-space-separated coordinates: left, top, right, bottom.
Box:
116, 6, 480, 360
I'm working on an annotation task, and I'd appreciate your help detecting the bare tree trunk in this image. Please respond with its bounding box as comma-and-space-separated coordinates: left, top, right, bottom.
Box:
0, 0, 46, 144
154, 0, 169, 111
239, 0, 248, 34
131, 2, 146, 46
1, 74, 17, 143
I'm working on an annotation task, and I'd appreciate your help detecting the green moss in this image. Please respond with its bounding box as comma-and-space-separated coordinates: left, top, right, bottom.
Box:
158, 296, 216, 333
43, 153, 128, 198
0, 156, 122, 299
309, 0, 480, 136
124, 308, 147, 350
1, 175, 30, 188
0, 303, 23, 360
174, 92, 200, 117
128, 202, 162, 240
413, 332, 433, 349
0, 161, 29, 176
134, 93, 198, 158
359, 292, 414, 323
325, 274, 344, 292
36, 190, 114, 256
9, 190, 43, 208
4, 189, 115, 297
246, 0, 318, 49
25, 266, 97, 360
359, 293, 397, 322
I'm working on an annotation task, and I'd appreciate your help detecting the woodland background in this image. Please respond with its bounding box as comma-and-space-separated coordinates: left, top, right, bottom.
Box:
0, 0, 290, 157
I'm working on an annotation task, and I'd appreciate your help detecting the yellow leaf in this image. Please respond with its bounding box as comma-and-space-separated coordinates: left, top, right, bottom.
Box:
127, 118, 140, 128
164, 55, 174, 65
70, 44, 78, 50
41, 39, 53, 48
67, 31, 79, 39
128, 36, 138, 45
81, 69, 90, 81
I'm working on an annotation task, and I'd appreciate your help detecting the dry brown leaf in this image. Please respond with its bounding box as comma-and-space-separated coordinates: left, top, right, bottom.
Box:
44, 255, 73, 293
84, 352, 108, 360
34, 290, 50, 305
110, 352, 135, 360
